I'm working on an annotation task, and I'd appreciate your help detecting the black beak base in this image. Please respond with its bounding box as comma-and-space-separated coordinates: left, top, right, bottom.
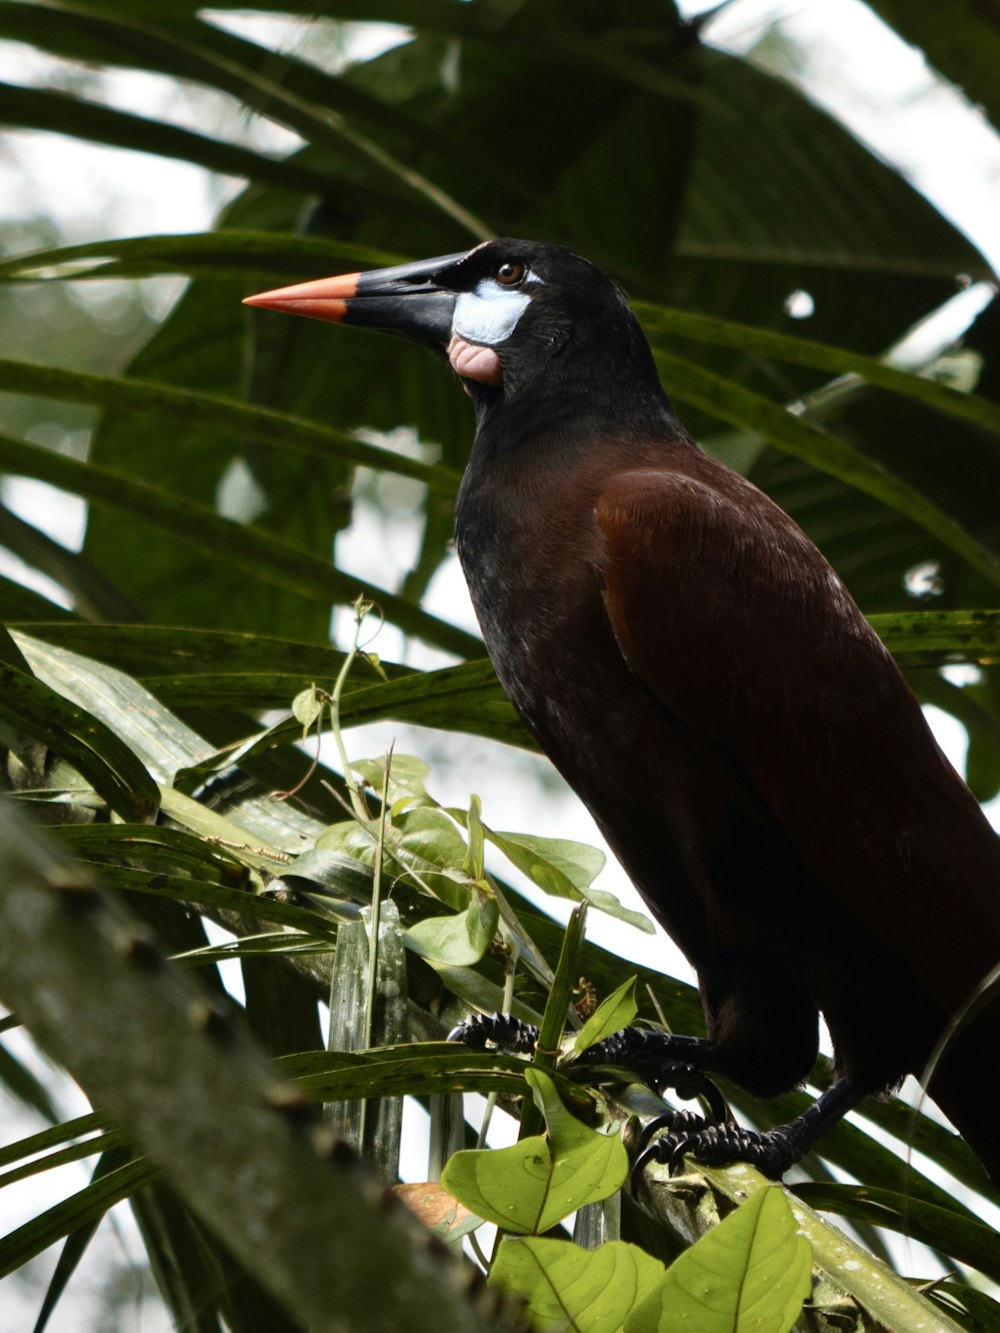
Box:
243, 251, 466, 348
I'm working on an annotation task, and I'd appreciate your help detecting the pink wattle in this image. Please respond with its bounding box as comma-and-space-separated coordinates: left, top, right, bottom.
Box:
448, 337, 503, 386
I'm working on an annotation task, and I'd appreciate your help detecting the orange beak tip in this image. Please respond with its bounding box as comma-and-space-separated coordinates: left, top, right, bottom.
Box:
242, 273, 360, 322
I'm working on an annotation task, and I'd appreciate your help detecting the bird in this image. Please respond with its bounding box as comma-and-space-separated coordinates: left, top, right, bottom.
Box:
245, 240, 1000, 1186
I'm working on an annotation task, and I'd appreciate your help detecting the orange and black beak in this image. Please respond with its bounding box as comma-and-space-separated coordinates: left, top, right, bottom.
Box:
242, 252, 467, 348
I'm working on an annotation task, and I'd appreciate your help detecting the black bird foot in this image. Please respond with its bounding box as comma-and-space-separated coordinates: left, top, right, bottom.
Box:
631, 1077, 866, 1186
449, 1014, 719, 1160
447, 1012, 540, 1056
582, 1028, 714, 1074
577, 1028, 729, 1123
449, 1019, 731, 1121
633, 1119, 804, 1186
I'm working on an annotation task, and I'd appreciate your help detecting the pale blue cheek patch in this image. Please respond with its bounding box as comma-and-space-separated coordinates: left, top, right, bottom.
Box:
452, 274, 542, 346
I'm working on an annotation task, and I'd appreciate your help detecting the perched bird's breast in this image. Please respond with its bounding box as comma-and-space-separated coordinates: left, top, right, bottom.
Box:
452, 433, 709, 828
454, 445, 614, 740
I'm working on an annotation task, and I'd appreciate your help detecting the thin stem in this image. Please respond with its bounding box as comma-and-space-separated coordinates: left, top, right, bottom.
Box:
330, 596, 374, 824
358, 746, 393, 1154
468, 1229, 492, 1275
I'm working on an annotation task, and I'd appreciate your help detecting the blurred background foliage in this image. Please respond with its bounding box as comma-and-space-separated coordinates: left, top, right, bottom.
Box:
1, 0, 1000, 1329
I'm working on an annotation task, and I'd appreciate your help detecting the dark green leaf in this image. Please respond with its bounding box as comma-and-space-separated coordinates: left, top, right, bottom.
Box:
0, 1040, 58, 1122
0, 84, 340, 200
31, 1146, 135, 1333
0, 1158, 155, 1279
0, 359, 460, 493
870, 610, 1000, 664
865, 2, 1000, 133
0, 434, 476, 656
0, 1113, 107, 1172
653, 350, 1000, 588
279, 1044, 533, 1103
639, 303, 1000, 438
0, 662, 158, 821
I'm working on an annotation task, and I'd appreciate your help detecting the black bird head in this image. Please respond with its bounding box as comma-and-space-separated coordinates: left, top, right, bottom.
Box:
244, 239, 675, 439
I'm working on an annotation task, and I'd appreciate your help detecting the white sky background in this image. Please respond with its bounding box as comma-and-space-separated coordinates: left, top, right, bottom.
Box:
2, 0, 1000, 1323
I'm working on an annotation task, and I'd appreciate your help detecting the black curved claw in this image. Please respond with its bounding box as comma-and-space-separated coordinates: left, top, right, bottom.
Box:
636, 1107, 707, 1156
447, 1012, 540, 1055
687, 1071, 728, 1125
629, 1109, 710, 1194
639, 1122, 801, 1181
626, 1119, 704, 1194
668, 1134, 701, 1175
629, 1148, 658, 1197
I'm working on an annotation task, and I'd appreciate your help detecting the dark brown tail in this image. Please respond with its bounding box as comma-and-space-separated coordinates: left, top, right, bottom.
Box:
926, 986, 1000, 1193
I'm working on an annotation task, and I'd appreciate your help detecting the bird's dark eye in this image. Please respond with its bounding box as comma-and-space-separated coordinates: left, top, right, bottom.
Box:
495, 260, 526, 286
